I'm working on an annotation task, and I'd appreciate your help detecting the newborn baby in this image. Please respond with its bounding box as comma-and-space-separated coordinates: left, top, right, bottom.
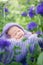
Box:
6, 26, 25, 40
2, 23, 32, 39
1, 23, 38, 65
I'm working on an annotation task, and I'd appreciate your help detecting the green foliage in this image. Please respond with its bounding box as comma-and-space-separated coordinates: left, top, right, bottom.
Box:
0, 62, 3, 65
0, 51, 4, 55
26, 53, 33, 65
33, 44, 41, 59
37, 52, 43, 65
26, 44, 41, 65
13, 46, 21, 55
22, 37, 28, 42
13, 46, 21, 60
0, 0, 43, 32
27, 53, 37, 65
6, 62, 22, 65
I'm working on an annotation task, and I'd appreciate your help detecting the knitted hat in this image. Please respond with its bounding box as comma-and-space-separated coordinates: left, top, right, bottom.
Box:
1, 22, 25, 38
3, 22, 25, 34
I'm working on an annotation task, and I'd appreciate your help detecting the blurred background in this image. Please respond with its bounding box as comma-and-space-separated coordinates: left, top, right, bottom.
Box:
0, 0, 43, 34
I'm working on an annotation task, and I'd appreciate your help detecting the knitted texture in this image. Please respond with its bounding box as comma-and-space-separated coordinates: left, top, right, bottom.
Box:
0, 23, 38, 64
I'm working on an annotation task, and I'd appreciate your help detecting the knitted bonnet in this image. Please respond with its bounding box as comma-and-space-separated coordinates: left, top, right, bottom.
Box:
1, 22, 25, 38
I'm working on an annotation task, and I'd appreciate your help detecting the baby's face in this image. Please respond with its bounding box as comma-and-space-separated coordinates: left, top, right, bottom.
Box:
7, 26, 24, 40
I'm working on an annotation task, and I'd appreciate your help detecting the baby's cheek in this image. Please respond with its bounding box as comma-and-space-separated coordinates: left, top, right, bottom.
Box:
10, 33, 16, 38
12, 33, 23, 40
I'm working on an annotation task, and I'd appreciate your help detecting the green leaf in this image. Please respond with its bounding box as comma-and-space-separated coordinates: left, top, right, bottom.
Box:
22, 37, 27, 42
37, 52, 43, 65
26, 53, 32, 65
33, 44, 41, 60
13, 46, 21, 56
7, 62, 22, 65
0, 51, 6, 55
13, 46, 21, 50
0, 62, 3, 65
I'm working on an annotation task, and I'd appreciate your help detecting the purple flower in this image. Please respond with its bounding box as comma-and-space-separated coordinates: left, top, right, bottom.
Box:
38, 38, 43, 48
27, 22, 38, 30
29, 44, 35, 53
36, 31, 43, 35
4, 8, 9, 12
28, 7, 35, 18
21, 12, 27, 17
36, 2, 43, 16
28, 34, 38, 54
0, 39, 10, 48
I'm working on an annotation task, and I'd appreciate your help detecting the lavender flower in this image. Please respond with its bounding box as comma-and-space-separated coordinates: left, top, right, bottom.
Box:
4, 8, 9, 12
29, 44, 35, 53
38, 38, 43, 48
0, 39, 10, 48
36, 2, 43, 16
27, 22, 38, 30
21, 12, 27, 17
28, 34, 38, 54
28, 7, 35, 18
36, 31, 43, 35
